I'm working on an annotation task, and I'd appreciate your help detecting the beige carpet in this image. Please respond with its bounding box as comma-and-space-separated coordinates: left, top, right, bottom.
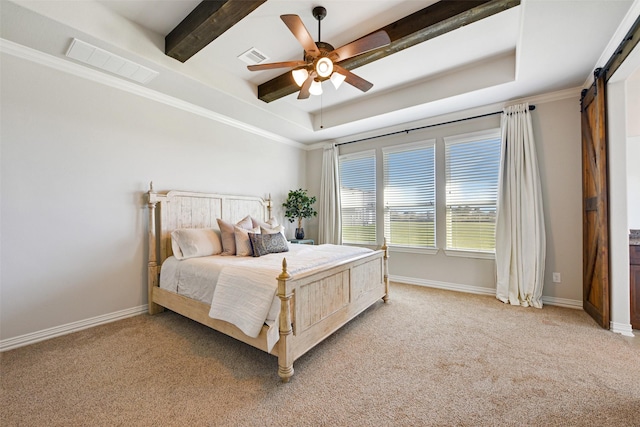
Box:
2, 283, 639, 426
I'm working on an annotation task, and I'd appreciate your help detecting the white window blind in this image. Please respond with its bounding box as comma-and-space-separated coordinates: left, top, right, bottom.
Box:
444, 130, 501, 252
383, 141, 436, 248
339, 150, 376, 245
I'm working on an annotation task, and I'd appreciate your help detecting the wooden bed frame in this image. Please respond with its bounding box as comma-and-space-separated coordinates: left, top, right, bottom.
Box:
146, 184, 389, 381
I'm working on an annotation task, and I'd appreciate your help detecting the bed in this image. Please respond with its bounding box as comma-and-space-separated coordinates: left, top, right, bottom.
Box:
146, 184, 389, 381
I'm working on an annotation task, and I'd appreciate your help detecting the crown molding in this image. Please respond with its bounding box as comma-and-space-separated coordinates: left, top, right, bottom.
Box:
317, 86, 581, 151
0, 38, 584, 153
0, 38, 307, 150
583, 0, 640, 88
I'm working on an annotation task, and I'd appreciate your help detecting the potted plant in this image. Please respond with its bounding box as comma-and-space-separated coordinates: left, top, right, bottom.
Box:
282, 189, 317, 240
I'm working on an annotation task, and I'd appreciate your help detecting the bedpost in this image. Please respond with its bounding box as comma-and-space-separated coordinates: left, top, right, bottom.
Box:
147, 182, 164, 315
381, 238, 390, 303
267, 193, 272, 219
277, 258, 294, 382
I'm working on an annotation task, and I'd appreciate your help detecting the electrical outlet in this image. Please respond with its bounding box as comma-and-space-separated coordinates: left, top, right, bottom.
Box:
552, 272, 561, 283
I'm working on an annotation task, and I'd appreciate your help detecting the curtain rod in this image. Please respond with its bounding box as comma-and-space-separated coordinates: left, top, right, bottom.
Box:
336, 105, 536, 147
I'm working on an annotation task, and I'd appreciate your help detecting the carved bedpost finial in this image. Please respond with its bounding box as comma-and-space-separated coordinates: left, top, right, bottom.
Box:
381, 237, 390, 303
276, 256, 294, 382
278, 258, 291, 280
380, 238, 389, 257
147, 181, 158, 208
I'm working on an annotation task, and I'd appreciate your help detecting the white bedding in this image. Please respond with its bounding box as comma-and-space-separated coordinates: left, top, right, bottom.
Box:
159, 244, 373, 350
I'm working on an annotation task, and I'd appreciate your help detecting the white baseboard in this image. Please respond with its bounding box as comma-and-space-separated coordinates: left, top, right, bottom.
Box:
390, 275, 583, 309
540, 295, 583, 309
610, 321, 635, 337
0, 305, 148, 352
0, 280, 606, 351
391, 275, 495, 296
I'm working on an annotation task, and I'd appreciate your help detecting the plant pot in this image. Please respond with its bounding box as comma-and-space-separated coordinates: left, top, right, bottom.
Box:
295, 228, 305, 240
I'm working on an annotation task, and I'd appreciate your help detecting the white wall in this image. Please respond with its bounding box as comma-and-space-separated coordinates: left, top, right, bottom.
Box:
533, 96, 584, 304
629, 135, 640, 229
606, 43, 640, 335
607, 80, 631, 333
307, 94, 584, 305
0, 53, 306, 343
626, 72, 640, 229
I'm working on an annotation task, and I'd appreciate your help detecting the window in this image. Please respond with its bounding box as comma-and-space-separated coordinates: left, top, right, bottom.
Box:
339, 150, 376, 245
383, 141, 436, 249
444, 130, 501, 253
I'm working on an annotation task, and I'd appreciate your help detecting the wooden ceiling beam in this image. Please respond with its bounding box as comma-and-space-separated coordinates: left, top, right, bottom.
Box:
257, 0, 520, 103
166, 0, 267, 63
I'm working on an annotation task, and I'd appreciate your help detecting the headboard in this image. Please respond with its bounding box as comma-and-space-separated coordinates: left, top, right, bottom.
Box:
146, 183, 271, 267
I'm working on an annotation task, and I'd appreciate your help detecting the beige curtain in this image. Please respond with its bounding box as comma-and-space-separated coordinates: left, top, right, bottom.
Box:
318, 144, 341, 244
495, 103, 546, 308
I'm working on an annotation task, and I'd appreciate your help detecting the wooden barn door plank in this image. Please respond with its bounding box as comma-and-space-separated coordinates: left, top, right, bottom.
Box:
580, 69, 610, 329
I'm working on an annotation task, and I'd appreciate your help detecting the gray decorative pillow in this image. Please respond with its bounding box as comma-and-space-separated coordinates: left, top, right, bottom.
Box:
249, 232, 289, 257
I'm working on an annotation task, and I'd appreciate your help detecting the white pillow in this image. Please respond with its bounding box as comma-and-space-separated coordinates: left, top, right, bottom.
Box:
251, 216, 279, 229
217, 219, 235, 256
235, 225, 260, 256
260, 225, 286, 239
171, 228, 222, 260
217, 216, 255, 256
237, 215, 254, 230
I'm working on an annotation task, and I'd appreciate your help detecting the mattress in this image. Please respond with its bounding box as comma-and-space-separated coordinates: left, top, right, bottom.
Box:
159, 244, 374, 348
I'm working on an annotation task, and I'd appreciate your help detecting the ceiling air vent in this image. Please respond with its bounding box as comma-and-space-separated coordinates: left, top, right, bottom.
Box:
238, 47, 269, 65
65, 38, 158, 84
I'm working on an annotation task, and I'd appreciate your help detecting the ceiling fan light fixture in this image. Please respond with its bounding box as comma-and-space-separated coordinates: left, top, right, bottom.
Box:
309, 79, 323, 96
315, 57, 333, 78
248, 7, 390, 101
292, 68, 309, 87
330, 71, 346, 89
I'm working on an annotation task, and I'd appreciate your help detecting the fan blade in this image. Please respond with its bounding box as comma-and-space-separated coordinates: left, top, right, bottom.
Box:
333, 65, 373, 92
330, 30, 390, 62
247, 61, 307, 71
281, 14, 319, 57
297, 72, 315, 99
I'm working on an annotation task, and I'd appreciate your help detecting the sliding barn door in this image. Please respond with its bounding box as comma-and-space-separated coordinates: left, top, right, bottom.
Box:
580, 70, 610, 329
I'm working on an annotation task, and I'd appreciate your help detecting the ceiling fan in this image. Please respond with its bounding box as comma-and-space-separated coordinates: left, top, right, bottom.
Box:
247, 6, 391, 99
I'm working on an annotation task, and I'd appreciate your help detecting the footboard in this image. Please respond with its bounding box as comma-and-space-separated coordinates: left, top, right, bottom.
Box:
276, 246, 389, 382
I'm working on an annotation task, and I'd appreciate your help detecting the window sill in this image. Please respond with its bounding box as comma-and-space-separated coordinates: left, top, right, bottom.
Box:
444, 249, 495, 260
389, 245, 439, 255
343, 242, 377, 249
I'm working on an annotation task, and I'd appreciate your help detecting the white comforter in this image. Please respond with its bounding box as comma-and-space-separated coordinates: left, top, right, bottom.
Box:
160, 244, 373, 347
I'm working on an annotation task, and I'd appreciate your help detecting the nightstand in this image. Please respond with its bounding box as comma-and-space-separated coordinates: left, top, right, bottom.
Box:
289, 239, 314, 245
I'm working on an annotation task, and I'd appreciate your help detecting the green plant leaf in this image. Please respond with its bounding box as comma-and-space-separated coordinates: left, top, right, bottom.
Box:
282, 189, 318, 224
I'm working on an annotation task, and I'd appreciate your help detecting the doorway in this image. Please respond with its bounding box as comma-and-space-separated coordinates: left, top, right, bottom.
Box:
607, 42, 640, 336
